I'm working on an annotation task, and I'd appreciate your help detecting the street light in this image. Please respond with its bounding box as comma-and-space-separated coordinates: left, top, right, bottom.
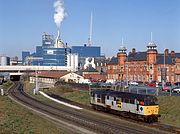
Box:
34, 65, 39, 95
126, 55, 128, 87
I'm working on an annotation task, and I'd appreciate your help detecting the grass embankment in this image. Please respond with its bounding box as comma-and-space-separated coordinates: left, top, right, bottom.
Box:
45, 84, 180, 127
1, 81, 13, 91
23, 81, 35, 95
44, 85, 90, 106
158, 96, 180, 127
0, 82, 68, 134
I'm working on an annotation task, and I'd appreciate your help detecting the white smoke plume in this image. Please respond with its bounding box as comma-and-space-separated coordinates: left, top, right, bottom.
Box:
54, 0, 66, 28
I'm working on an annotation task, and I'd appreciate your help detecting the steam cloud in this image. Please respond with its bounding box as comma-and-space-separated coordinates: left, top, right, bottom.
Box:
54, 0, 66, 28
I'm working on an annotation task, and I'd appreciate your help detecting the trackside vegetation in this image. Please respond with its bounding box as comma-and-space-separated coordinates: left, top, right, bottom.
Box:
0, 82, 69, 134
45, 84, 180, 128
158, 96, 180, 127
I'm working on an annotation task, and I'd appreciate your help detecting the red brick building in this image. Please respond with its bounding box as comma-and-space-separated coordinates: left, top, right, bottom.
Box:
83, 66, 107, 81
107, 41, 180, 83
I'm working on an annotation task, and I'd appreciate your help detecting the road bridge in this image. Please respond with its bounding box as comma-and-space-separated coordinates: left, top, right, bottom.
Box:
0, 66, 75, 72
0, 66, 75, 81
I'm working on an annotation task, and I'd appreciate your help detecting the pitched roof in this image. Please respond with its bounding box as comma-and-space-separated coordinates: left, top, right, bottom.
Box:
94, 58, 109, 64
128, 52, 147, 61
156, 54, 175, 64
30, 71, 69, 78
83, 73, 107, 80
108, 57, 118, 64
107, 51, 180, 65
83, 66, 98, 72
175, 53, 180, 58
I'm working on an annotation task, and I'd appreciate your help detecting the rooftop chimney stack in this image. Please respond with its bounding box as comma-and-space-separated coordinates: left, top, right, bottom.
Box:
55, 30, 60, 48
165, 49, 169, 56
171, 50, 175, 57
132, 48, 136, 54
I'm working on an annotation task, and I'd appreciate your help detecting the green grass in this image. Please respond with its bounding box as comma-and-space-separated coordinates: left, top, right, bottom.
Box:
1, 81, 13, 90
0, 81, 70, 133
158, 96, 180, 127
0, 95, 69, 134
44, 85, 90, 105
63, 90, 90, 105
23, 81, 35, 95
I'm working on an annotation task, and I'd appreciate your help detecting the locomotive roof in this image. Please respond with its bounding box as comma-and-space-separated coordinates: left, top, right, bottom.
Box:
91, 89, 157, 100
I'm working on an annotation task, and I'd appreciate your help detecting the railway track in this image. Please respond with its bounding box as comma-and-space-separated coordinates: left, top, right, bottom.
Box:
47, 92, 180, 133
8, 82, 172, 134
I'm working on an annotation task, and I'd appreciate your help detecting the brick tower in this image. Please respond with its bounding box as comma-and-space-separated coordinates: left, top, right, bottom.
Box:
146, 34, 158, 82
117, 46, 127, 80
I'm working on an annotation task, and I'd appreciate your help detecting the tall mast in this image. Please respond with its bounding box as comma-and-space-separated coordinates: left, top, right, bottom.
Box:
121, 37, 124, 46
151, 32, 153, 42
88, 12, 93, 46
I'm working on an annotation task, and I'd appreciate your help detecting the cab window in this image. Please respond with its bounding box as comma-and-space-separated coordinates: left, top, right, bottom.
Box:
144, 99, 158, 105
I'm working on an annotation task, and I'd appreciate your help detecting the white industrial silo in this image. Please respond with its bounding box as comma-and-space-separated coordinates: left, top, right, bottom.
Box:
1, 56, 10, 66
74, 54, 78, 71
67, 54, 71, 67
67, 53, 78, 71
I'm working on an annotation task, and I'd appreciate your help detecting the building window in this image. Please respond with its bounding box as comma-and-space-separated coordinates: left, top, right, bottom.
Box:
158, 67, 161, 73
150, 64, 153, 70
166, 67, 169, 72
171, 67, 174, 71
134, 75, 136, 81
113, 66, 117, 69
138, 75, 141, 81
177, 65, 180, 70
144, 63, 147, 67
150, 75, 152, 81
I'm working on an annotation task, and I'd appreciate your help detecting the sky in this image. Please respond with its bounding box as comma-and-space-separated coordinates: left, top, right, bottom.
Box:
0, 0, 180, 59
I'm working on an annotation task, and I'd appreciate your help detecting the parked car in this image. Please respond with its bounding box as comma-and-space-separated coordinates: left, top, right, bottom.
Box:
129, 81, 138, 86
99, 82, 112, 87
174, 82, 180, 86
165, 82, 172, 86
147, 81, 157, 87
136, 81, 143, 85
171, 87, 180, 93
162, 86, 171, 92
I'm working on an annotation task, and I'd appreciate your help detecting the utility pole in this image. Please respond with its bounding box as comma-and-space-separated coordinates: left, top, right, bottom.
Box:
34, 67, 39, 95
162, 49, 166, 89
126, 54, 129, 87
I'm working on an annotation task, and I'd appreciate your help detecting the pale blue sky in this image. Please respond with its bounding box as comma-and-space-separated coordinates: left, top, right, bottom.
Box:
0, 0, 180, 58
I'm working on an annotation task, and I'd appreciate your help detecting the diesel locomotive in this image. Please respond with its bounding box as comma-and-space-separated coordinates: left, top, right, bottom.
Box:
90, 90, 160, 123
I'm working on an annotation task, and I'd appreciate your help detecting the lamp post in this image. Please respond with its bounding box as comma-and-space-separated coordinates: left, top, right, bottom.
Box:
126, 55, 128, 87
35, 69, 39, 94
35, 65, 39, 95
162, 49, 166, 89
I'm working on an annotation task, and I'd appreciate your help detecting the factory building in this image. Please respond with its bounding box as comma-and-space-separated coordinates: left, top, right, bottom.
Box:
22, 32, 76, 69
22, 31, 106, 73
43, 47, 71, 66
22, 51, 30, 64
71, 44, 105, 70
72, 44, 100, 57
